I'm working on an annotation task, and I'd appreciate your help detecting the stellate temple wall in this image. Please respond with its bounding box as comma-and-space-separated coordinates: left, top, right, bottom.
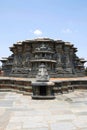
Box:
0, 38, 86, 77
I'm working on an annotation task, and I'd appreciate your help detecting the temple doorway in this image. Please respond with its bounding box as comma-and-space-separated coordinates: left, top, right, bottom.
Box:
40, 86, 46, 96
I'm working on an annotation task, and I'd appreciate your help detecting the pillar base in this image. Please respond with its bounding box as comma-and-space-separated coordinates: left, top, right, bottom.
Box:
32, 95, 55, 99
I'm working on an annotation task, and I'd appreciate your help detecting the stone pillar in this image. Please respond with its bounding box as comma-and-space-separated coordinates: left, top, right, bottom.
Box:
36, 87, 40, 95
55, 44, 64, 73
11, 46, 18, 74
16, 44, 23, 68
47, 87, 52, 95
64, 44, 72, 73
23, 44, 31, 68
69, 47, 76, 74
72, 48, 78, 74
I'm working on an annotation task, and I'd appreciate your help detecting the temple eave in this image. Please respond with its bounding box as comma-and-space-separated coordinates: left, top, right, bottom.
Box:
30, 59, 56, 63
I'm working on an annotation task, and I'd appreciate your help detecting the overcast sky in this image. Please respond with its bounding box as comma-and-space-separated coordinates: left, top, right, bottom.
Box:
0, 0, 87, 66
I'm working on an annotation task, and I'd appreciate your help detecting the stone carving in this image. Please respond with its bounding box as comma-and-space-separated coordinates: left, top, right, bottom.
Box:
24, 45, 31, 52
23, 53, 30, 67
18, 55, 22, 65
1, 38, 86, 77
31, 64, 55, 99
17, 46, 22, 53
13, 55, 18, 66
35, 43, 52, 51
36, 64, 49, 82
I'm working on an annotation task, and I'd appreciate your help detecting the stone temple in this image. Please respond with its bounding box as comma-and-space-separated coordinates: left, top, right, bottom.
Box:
0, 38, 86, 78
0, 39, 87, 129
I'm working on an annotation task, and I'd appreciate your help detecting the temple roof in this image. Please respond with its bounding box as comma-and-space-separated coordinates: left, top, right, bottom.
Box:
9, 38, 77, 51
17, 41, 22, 45
23, 38, 54, 42
65, 42, 73, 46
0, 57, 8, 62
80, 58, 87, 63
34, 38, 54, 41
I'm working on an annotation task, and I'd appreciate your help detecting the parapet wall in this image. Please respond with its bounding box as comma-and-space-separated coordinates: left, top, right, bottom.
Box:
0, 77, 87, 95
0, 77, 32, 95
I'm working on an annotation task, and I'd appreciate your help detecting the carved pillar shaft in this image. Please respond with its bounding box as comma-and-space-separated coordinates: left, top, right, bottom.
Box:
55, 44, 64, 73
64, 45, 72, 73
64, 46, 71, 67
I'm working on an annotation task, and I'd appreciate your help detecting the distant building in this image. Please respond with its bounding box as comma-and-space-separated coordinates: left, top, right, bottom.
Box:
0, 38, 86, 77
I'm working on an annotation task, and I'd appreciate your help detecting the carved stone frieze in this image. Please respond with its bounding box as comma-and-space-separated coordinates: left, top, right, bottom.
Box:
1, 38, 86, 77
22, 52, 30, 67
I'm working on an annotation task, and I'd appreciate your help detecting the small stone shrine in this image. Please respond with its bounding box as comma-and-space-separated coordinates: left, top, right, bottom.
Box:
31, 64, 55, 99
0, 38, 86, 77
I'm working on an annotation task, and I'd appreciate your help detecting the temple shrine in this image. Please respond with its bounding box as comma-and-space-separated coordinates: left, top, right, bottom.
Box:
0, 38, 86, 78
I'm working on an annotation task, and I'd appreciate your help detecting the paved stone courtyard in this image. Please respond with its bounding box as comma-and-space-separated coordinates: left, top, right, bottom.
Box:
0, 90, 87, 130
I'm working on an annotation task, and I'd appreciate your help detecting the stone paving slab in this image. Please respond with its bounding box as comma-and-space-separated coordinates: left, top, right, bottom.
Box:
50, 122, 76, 130
0, 91, 86, 130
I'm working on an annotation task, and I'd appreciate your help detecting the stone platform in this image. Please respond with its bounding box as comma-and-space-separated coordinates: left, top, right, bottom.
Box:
0, 76, 87, 96
32, 95, 55, 99
0, 90, 87, 130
